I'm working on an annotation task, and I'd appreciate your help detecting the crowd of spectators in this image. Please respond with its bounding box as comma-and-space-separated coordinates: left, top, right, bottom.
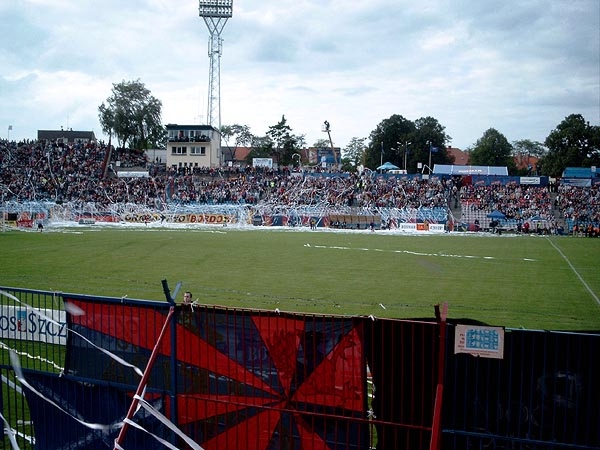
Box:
164, 170, 452, 209
0, 139, 455, 210
1, 139, 599, 234
1, 139, 107, 202
458, 182, 554, 221
555, 184, 600, 229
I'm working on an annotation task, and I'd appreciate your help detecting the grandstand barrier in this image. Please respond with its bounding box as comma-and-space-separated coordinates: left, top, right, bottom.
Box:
328, 214, 382, 229
1, 286, 598, 450
398, 223, 446, 233
1, 202, 453, 231
10, 198, 588, 235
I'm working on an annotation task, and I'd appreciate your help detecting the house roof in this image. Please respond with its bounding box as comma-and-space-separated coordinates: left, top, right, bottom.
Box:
223, 146, 251, 162
165, 124, 218, 131
446, 147, 469, 165
447, 147, 540, 172
514, 155, 539, 170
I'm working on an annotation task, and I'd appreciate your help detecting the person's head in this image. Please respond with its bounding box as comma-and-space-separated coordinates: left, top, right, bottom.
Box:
183, 291, 192, 305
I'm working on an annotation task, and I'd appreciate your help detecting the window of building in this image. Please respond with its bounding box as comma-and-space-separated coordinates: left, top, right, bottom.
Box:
190, 146, 206, 155
171, 146, 187, 155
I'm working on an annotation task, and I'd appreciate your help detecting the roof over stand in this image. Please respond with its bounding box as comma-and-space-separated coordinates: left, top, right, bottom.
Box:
433, 164, 508, 176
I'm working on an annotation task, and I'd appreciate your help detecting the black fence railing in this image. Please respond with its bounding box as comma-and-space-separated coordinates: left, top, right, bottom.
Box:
443, 327, 600, 450
1, 286, 598, 450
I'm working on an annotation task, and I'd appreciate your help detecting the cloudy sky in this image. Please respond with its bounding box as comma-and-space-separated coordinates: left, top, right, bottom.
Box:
1, 0, 599, 150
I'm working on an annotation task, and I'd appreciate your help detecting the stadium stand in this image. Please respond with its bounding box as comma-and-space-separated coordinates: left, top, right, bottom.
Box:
1, 139, 599, 234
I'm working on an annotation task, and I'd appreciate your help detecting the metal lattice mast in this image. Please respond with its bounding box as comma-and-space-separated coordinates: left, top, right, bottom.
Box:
199, 1, 233, 130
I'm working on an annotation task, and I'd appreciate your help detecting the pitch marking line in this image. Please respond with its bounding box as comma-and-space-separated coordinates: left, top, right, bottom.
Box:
303, 243, 536, 262
546, 237, 600, 307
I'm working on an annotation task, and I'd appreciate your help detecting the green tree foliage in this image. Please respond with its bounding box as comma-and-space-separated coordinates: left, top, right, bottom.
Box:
341, 137, 367, 171
512, 139, 546, 175
312, 139, 331, 149
98, 79, 165, 150
539, 114, 600, 176
221, 124, 253, 161
413, 116, 453, 171
365, 115, 451, 173
245, 135, 273, 163
366, 115, 415, 169
266, 115, 304, 166
469, 128, 516, 173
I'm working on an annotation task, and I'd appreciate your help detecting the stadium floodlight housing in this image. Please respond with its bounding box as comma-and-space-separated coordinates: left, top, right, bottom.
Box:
199, 0, 233, 18
199, 0, 233, 131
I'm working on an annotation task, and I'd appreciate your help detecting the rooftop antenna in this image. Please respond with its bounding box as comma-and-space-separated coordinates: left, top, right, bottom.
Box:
199, 0, 233, 131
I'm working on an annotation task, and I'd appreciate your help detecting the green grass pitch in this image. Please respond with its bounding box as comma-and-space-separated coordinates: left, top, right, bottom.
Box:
1, 227, 599, 331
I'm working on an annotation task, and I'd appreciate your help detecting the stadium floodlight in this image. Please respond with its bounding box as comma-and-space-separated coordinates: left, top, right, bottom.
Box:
199, 0, 233, 18
199, 0, 233, 131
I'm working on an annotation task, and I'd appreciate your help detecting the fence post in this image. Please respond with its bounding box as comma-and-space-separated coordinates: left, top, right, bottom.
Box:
113, 305, 175, 449
162, 280, 181, 431
430, 302, 448, 450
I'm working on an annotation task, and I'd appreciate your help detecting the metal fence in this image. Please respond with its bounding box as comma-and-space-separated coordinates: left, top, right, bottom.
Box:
1, 286, 598, 450
443, 327, 600, 450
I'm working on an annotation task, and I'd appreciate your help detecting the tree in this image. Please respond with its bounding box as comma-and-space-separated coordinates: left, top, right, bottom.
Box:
512, 139, 546, 175
365, 115, 451, 173
221, 124, 253, 162
413, 116, 452, 172
98, 79, 165, 150
469, 128, 516, 173
539, 114, 600, 176
342, 137, 367, 171
245, 135, 273, 163
365, 115, 416, 170
266, 115, 304, 166
312, 139, 331, 149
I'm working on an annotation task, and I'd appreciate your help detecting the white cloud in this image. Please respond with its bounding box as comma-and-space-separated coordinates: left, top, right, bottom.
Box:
0, 0, 598, 150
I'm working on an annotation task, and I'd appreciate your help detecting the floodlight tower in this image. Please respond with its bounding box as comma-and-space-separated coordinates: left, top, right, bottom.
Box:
199, 0, 233, 130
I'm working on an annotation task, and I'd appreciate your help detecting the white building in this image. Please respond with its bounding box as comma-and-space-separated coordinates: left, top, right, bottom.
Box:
165, 124, 221, 170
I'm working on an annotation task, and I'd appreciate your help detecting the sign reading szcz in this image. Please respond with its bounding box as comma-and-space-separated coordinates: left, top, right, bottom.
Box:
454, 324, 504, 359
0, 305, 67, 345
